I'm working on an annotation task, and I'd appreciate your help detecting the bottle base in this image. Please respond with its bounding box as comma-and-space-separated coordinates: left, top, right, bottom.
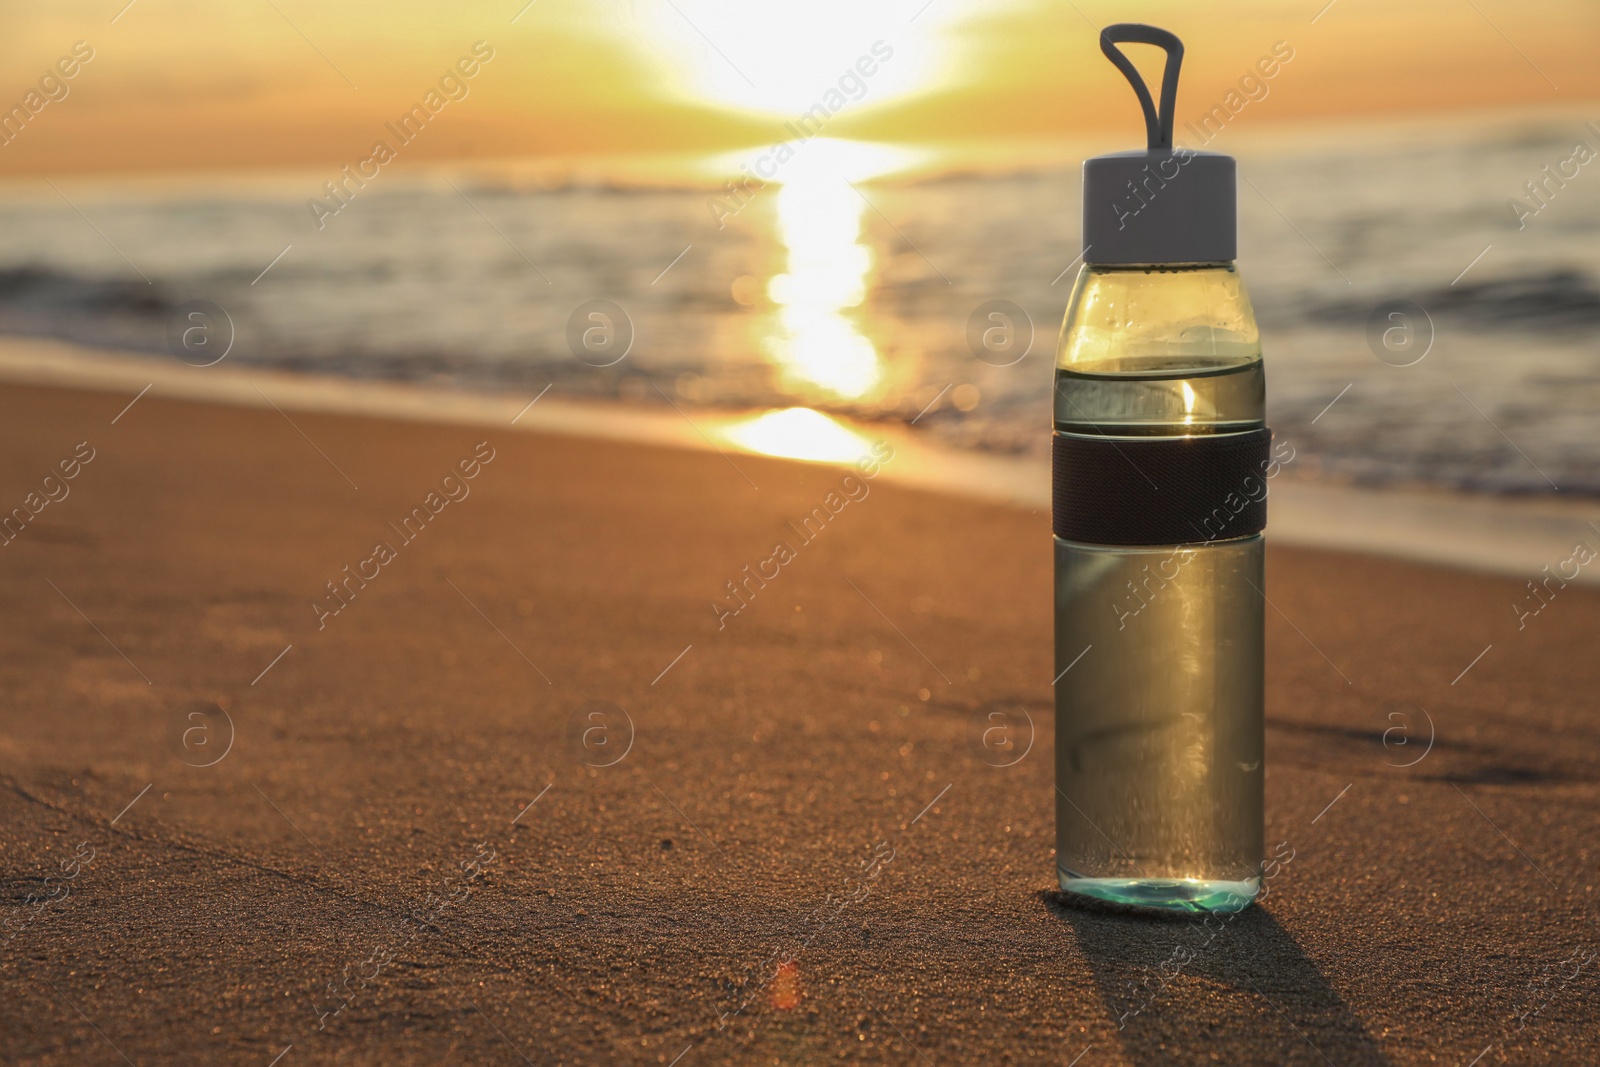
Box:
1057, 868, 1259, 913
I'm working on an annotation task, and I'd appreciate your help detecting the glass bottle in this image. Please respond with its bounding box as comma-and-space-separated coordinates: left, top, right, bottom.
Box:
1053, 23, 1270, 912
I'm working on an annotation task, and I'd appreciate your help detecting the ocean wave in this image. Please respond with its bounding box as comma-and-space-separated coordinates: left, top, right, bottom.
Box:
0, 266, 178, 353
1300, 268, 1600, 332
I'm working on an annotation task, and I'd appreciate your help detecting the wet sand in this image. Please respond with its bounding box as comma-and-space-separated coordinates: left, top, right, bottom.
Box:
1, 380, 1596, 1065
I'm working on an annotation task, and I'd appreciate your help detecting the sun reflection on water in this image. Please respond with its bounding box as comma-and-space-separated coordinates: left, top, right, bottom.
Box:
752, 139, 924, 403
765, 179, 879, 399
721, 407, 873, 464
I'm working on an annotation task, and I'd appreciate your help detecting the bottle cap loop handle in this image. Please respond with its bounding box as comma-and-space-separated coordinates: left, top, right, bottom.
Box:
1099, 24, 1184, 151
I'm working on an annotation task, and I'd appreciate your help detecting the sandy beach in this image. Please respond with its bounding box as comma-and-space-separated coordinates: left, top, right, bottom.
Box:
2, 378, 1598, 1066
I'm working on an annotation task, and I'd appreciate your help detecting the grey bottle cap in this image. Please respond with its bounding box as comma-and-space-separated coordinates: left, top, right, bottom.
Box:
1082, 25, 1236, 266
1083, 150, 1235, 265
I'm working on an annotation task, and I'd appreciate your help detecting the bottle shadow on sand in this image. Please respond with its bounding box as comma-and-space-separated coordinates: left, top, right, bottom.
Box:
1042, 891, 1390, 1066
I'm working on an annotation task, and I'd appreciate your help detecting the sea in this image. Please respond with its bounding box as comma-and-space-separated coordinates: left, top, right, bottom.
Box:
2, 107, 1598, 497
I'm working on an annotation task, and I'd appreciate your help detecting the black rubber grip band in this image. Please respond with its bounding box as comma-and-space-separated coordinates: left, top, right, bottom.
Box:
1052, 428, 1272, 546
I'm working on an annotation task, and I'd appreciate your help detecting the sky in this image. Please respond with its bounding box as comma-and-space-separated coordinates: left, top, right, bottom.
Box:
0, 0, 1594, 177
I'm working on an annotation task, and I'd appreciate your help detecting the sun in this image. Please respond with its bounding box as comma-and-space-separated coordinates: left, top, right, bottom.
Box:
638, 0, 958, 118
